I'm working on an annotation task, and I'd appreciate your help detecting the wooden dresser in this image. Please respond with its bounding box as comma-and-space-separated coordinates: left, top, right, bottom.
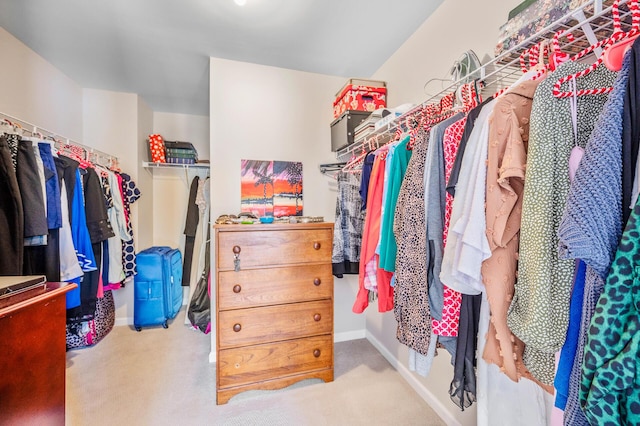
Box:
214, 222, 334, 404
0, 281, 76, 425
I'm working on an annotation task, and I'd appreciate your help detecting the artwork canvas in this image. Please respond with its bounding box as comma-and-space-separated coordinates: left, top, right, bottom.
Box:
241, 159, 303, 217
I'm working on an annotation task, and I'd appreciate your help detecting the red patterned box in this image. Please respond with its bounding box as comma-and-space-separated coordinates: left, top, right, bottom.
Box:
148, 134, 166, 163
333, 79, 386, 118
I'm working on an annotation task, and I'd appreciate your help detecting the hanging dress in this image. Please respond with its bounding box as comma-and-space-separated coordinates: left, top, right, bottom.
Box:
394, 129, 431, 355
508, 61, 617, 385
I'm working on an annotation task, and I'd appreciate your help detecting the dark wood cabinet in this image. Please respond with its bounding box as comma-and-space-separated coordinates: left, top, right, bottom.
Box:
0, 282, 76, 426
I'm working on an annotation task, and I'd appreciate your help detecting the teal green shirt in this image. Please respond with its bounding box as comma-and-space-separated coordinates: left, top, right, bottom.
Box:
379, 135, 412, 272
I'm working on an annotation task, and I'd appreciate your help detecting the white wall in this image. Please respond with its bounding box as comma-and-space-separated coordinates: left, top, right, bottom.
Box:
136, 97, 154, 251
151, 112, 210, 250
209, 57, 367, 360
151, 112, 211, 305
0, 26, 83, 141
153, 112, 210, 160
367, 0, 523, 425
82, 88, 154, 324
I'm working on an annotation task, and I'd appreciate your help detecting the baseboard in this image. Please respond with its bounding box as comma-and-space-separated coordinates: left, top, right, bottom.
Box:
365, 331, 461, 426
115, 317, 132, 327
334, 329, 366, 342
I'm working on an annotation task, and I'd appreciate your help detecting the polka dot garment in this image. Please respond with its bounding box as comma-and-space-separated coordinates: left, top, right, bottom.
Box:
120, 173, 141, 279
507, 61, 617, 385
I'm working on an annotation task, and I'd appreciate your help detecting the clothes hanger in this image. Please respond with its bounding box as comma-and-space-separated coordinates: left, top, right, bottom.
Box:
0, 119, 18, 135
552, 0, 640, 98
493, 40, 551, 99
342, 144, 369, 173
603, 0, 640, 70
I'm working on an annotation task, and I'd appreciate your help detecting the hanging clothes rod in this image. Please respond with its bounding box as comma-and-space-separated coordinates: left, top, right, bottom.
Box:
0, 111, 119, 168
336, 0, 624, 161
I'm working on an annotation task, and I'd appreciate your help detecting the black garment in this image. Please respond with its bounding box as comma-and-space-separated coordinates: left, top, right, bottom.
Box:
446, 98, 493, 197
188, 225, 211, 332
54, 155, 78, 223
24, 220, 62, 280
45, 228, 61, 281
70, 242, 102, 320
182, 176, 200, 286
622, 37, 640, 224
83, 168, 114, 243
0, 135, 24, 274
16, 139, 47, 237
449, 293, 482, 410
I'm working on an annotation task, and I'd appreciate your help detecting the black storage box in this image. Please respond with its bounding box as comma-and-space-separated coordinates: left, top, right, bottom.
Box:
330, 110, 371, 152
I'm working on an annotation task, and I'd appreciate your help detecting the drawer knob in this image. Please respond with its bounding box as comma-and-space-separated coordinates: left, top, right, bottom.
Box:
313, 349, 321, 358
233, 284, 242, 293
233, 323, 242, 332
313, 278, 321, 286
314, 313, 321, 322
313, 242, 321, 250
233, 245, 241, 254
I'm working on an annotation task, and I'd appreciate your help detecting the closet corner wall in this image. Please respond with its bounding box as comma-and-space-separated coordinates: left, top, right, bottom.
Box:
148, 112, 211, 313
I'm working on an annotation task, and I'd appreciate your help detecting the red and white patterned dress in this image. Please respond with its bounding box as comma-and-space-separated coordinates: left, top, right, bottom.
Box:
432, 116, 467, 337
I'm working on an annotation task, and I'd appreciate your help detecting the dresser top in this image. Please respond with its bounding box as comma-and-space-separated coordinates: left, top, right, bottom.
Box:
214, 222, 333, 232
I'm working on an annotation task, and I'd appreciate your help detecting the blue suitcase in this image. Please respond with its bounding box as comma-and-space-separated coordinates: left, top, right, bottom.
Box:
134, 246, 183, 331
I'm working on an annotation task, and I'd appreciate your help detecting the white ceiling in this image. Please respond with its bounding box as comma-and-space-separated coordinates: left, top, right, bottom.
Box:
0, 0, 443, 116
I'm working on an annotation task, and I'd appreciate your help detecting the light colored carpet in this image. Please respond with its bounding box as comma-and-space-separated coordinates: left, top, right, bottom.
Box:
65, 309, 445, 426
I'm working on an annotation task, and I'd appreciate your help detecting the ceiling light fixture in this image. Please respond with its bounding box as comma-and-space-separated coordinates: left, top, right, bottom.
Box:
234, 0, 247, 6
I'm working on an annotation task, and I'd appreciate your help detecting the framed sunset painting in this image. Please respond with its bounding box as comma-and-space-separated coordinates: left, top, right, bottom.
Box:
240, 159, 303, 217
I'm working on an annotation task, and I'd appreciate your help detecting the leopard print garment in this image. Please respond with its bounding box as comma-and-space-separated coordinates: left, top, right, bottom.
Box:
580, 198, 640, 425
393, 129, 432, 355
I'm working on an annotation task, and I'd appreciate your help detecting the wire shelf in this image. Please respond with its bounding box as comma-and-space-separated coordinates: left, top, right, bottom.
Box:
335, 0, 630, 161
0, 111, 119, 169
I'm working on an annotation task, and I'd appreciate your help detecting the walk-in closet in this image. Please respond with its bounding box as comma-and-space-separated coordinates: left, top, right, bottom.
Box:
1, 0, 639, 425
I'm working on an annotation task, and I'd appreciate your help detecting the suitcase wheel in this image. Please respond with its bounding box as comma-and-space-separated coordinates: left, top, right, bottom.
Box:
162, 321, 168, 329
135, 326, 142, 332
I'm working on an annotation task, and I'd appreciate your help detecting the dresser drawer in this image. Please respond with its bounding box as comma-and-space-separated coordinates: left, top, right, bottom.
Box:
217, 228, 332, 270
218, 264, 333, 310
218, 335, 333, 388
218, 299, 332, 348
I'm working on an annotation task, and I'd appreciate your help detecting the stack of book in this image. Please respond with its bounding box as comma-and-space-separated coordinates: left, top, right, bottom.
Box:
164, 141, 198, 165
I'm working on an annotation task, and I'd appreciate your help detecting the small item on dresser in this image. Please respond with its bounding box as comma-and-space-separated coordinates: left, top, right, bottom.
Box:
259, 216, 274, 224
0, 275, 46, 298
215, 214, 237, 225
298, 216, 324, 223
238, 212, 257, 224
